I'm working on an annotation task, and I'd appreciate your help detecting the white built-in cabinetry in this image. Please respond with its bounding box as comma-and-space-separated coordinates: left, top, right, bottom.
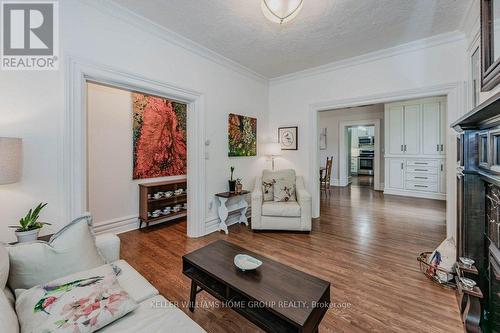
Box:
384, 97, 446, 200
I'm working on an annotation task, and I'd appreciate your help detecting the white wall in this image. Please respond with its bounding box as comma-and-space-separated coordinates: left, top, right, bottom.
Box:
0, 0, 268, 242
318, 104, 384, 185
269, 36, 468, 240
86, 83, 191, 226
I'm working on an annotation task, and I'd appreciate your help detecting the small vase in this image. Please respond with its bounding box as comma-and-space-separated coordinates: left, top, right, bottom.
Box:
15, 228, 40, 243
228, 180, 236, 192
235, 183, 243, 194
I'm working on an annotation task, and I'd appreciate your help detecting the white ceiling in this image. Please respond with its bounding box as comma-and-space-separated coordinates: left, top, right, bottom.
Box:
113, 0, 471, 78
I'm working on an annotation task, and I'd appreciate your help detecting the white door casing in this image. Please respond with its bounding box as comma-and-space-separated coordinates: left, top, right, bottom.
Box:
64, 57, 206, 238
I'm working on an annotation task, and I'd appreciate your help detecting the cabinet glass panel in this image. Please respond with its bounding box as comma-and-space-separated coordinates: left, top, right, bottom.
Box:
479, 132, 489, 168
491, 130, 500, 173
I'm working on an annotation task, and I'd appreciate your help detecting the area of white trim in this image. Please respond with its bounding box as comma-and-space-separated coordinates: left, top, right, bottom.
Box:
81, 0, 267, 83
384, 189, 446, 201
271, 31, 466, 84
64, 56, 206, 238
338, 119, 381, 191
204, 211, 251, 235
330, 178, 349, 187
308, 82, 465, 241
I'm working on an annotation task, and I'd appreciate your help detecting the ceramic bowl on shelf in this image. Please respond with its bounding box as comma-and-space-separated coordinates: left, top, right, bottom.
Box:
460, 277, 477, 290
164, 191, 173, 198
153, 192, 163, 200
174, 189, 184, 195
459, 257, 475, 268
234, 254, 262, 271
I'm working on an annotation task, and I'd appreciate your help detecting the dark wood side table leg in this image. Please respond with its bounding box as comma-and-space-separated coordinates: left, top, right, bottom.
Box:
189, 280, 197, 312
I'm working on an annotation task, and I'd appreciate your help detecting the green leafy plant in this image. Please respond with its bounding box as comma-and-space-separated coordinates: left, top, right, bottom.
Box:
230, 166, 235, 181
9, 203, 51, 232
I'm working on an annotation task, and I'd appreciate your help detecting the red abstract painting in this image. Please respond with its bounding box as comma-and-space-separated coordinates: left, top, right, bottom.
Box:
132, 93, 187, 179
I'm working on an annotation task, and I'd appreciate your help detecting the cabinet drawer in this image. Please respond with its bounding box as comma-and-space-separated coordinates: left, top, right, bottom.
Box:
405, 181, 438, 192
406, 160, 438, 167
406, 173, 438, 183
406, 166, 438, 174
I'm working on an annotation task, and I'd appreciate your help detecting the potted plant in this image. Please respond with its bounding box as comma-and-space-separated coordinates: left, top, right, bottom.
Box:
228, 166, 236, 192
235, 178, 243, 194
9, 203, 51, 243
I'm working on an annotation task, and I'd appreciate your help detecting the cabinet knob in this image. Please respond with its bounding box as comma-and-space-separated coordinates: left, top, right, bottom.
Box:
401, 162, 404, 170
401, 144, 403, 152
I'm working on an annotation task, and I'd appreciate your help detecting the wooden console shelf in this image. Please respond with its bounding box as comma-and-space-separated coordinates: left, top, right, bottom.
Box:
139, 178, 187, 229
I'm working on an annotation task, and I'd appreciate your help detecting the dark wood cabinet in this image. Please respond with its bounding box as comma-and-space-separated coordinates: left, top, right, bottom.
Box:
452, 90, 500, 333
139, 178, 187, 229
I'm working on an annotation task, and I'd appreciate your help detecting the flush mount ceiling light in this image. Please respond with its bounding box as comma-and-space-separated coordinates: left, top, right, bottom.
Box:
261, 0, 304, 24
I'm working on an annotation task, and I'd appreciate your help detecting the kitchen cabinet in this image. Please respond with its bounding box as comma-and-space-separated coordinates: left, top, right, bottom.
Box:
404, 104, 420, 154
421, 100, 446, 156
387, 159, 405, 190
384, 97, 447, 200
387, 105, 404, 155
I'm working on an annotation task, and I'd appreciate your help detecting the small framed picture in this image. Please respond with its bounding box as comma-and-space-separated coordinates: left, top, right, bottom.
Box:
278, 126, 298, 150
319, 128, 327, 150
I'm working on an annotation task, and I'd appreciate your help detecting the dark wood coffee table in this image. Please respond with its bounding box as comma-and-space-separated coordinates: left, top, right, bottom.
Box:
182, 240, 330, 333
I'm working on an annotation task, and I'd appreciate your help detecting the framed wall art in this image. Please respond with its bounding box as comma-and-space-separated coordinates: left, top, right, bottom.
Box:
228, 113, 257, 157
132, 92, 187, 179
319, 128, 327, 150
278, 126, 298, 150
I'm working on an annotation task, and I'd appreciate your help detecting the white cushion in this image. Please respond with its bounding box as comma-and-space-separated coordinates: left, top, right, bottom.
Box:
262, 169, 296, 201
7, 215, 105, 290
0, 290, 18, 333
100, 295, 205, 333
273, 179, 296, 202
95, 234, 121, 263
113, 260, 159, 303
0, 244, 9, 289
16, 264, 137, 333
262, 201, 301, 217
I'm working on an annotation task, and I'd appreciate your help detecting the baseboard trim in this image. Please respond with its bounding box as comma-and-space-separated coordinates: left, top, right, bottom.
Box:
383, 188, 446, 200
204, 210, 251, 235
331, 178, 349, 187
93, 206, 252, 237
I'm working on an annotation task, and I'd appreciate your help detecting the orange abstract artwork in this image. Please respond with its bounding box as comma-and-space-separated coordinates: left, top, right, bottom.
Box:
132, 93, 187, 179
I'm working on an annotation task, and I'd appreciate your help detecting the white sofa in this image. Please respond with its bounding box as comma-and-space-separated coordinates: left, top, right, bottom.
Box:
251, 174, 312, 231
0, 233, 206, 333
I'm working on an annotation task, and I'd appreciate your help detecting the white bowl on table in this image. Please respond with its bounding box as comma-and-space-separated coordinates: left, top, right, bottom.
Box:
234, 254, 262, 271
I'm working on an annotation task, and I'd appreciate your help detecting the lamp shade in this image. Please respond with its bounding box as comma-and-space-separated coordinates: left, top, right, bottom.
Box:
263, 142, 282, 156
0, 137, 22, 185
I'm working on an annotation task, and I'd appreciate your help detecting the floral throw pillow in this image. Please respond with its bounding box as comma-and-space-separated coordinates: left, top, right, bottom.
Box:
262, 179, 276, 201
15, 265, 137, 333
273, 179, 296, 202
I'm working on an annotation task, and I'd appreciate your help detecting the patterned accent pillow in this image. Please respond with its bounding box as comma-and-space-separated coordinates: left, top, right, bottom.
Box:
262, 179, 276, 201
273, 179, 296, 202
15, 265, 137, 333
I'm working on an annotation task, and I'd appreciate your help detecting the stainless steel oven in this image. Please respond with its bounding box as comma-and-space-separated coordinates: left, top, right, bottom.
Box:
358, 149, 374, 175
358, 136, 374, 147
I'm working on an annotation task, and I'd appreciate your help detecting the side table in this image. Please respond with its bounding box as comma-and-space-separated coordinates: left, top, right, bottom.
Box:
215, 190, 250, 234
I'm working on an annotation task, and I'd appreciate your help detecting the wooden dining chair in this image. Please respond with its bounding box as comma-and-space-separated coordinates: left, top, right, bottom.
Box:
320, 156, 333, 196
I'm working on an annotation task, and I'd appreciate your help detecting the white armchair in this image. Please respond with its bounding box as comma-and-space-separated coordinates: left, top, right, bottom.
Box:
251, 173, 312, 231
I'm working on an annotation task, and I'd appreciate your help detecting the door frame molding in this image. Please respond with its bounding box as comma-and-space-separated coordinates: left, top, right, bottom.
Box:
308, 82, 466, 240
64, 56, 206, 237
338, 119, 381, 190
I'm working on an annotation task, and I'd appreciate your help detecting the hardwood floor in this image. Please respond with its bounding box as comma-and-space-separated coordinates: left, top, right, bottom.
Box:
119, 185, 462, 333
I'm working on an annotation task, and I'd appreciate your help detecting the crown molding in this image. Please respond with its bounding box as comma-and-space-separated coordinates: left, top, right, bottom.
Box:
80, 0, 268, 83
270, 31, 466, 85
